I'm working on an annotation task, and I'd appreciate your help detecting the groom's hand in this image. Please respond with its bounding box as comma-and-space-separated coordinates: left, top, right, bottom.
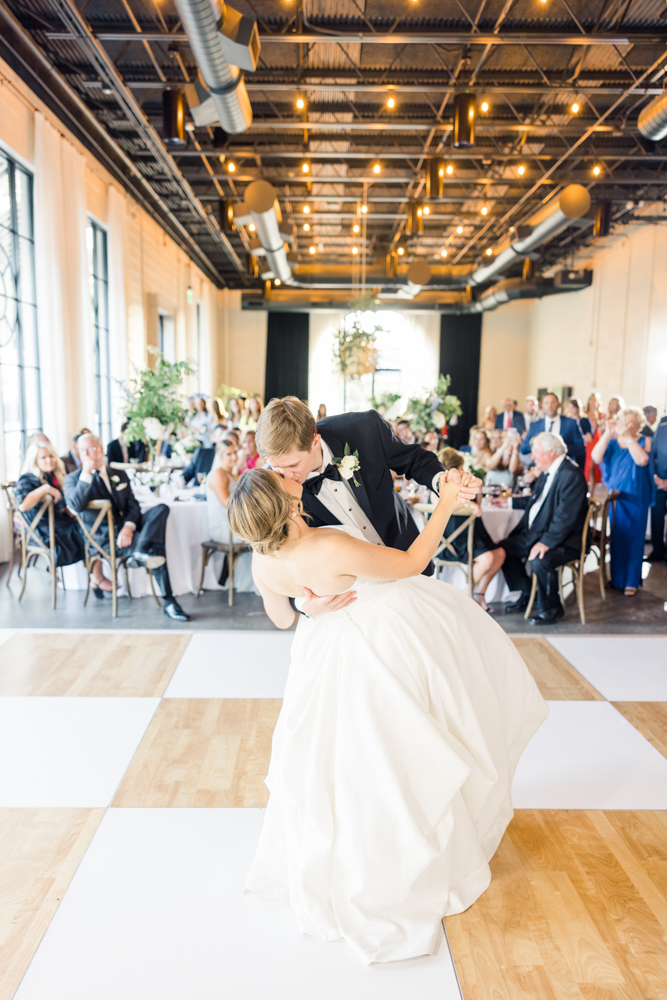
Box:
456, 472, 482, 505
301, 586, 357, 617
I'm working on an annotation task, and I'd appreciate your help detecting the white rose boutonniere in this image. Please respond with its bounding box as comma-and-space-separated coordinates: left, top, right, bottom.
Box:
110, 475, 120, 483
332, 443, 361, 487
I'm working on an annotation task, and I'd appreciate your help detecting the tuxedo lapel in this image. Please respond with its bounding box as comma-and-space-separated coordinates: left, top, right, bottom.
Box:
300, 489, 342, 527
319, 429, 374, 524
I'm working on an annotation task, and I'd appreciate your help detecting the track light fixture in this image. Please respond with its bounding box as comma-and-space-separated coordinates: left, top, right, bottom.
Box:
162, 89, 186, 147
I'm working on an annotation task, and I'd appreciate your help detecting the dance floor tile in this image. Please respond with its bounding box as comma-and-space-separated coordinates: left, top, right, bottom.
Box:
0, 698, 159, 807
511, 637, 604, 700
0, 808, 104, 999
0, 629, 16, 648
164, 631, 292, 699
113, 699, 280, 807
13, 808, 461, 1000
613, 702, 667, 760
512, 701, 667, 810
547, 636, 667, 701
0, 632, 190, 697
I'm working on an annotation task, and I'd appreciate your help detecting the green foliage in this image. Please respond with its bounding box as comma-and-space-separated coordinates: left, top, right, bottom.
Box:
406, 374, 463, 433
217, 383, 249, 403
333, 311, 382, 380
124, 349, 195, 445
371, 391, 402, 418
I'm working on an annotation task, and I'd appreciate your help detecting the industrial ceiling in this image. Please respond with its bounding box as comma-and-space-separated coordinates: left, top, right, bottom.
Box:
2, 0, 667, 300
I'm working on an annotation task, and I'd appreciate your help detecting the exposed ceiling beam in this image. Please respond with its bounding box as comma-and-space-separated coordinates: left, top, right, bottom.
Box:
240, 120, 621, 133
174, 151, 667, 161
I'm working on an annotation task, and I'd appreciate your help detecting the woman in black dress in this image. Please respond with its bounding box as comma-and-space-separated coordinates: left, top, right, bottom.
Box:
15, 441, 85, 567
437, 447, 504, 612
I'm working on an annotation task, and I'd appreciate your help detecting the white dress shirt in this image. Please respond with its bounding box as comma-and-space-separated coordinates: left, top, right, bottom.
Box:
527, 454, 565, 527
543, 415, 561, 436
307, 440, 383, 545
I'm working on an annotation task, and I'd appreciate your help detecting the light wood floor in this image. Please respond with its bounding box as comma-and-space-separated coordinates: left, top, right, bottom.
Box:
0, 633, 191, 697
446, 809, 667, 1000
511, 637, 604, 701
0, 809, 103, 1000
613, 703, 667, 760
113, 698, 281, 807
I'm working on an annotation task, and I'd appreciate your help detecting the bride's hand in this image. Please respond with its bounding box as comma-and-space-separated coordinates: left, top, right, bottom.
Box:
438, 469, 480, 507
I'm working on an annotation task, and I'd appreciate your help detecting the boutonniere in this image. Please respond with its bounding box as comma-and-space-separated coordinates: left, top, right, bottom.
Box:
110, 475, 120, 483
332, 443, 361, 487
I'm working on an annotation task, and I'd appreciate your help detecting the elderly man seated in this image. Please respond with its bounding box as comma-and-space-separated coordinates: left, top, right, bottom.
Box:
497, 431, 588, 625
64, 433, 190, 621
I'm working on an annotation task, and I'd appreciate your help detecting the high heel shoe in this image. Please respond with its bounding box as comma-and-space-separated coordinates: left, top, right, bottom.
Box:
90, 581, 108, 600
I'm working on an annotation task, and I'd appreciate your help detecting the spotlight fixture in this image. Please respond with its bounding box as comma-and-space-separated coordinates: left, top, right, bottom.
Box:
485, 248, 492, 256
518, 164, 525, 175
352, 246, 359, 254
302, 162, 310, 174
303, 204, 310, 213
571, 102, 580, 114
227, 161, 236, 172
353, 223, 360, 233
480, 101, 489, 113
274, 278, 281, 286
303, 222, 310, 231
373, 162, 381, 174
221, 199, 235, 232
593, 164, 601, 176
296, 97, 305, 109
481, 206, 488, 215
309, 246, 316, 254
441, 249, 448, 257
446, 164, 454, 175
248, 223, 256, 232
453, 93, 476, 148
101, 86, 113, 95
361, 204, 368, 214
397, 246, 405, 256
387, 96, 396, 109
162, 89, 186, 147
456, 225, 463, 234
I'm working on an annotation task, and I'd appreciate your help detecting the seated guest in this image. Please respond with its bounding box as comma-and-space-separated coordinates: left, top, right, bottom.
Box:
422, 430, 440, 453
495, 397, 525, 433
592, 406, 653, 596
206, 440, 259, 593
239, 395, 264, 435
482, 405, 497, 433
15, 441, 85, 567
650, 411, 667, 563
61, 432, 83, 475
470, 426, 494, 474
499, 431, 589, 624
317, 403, 327, 420
395, 419, 416, 444
65, 434, 190, 620
238, 430, 260, 472
187, 395, 216, 447
438, 448, 505, 612
486, 426, 522, 488
107, 421, 147, 465
522, 396, 538, 434
182, 446, 215, 485
521, 391, 586, 469
642, 405, 658, 438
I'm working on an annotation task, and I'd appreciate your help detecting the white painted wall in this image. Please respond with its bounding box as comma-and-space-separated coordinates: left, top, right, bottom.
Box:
479, 299, 531, 420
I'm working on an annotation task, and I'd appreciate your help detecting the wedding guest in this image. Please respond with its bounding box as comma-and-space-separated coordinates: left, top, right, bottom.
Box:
584, 392, 603, 431
15, 441, 85, 567
422, 430, 440, 453
226, 396, 243, 429
206, 440, 259, 593
60, 433, 82, 475
522, 396, 538, 435
592, 406, 653, 596
187, 395, 216, 447
486, 426, 522, 488
212, 397, 227, 424
226, 429, 241, 446
182, 446, 215, 485
582, 393, 603, 485
482, 405, 497, 433
521, 392, 586, 468
607, 395, 625, 421
107, 421, 147, 465
396, 420, 416, 444
239, 395, 264, 434
65, 434, 190, 620
564, 397, 593, 442
317, 404, 327, 420
642, 405, 658, 438
470, 427, 494, 474
500, 431, 589, 624
438, 448, 505, 612
495, 398, 525, 433
649, 412, 667, 563
238, 430, 260, 472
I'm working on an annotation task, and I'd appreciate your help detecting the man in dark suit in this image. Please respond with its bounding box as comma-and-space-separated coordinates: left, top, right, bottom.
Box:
64, 434, 190, 621
649, 414, 667, 562
61, 429, 93, 475
499, 431, 588, 624
182, 446, 215, 485
521, 392, 586, 469
106, 421, 147, 466
495, 398, 526, 433
641, 405, 658, 439
255, 397, 481, 617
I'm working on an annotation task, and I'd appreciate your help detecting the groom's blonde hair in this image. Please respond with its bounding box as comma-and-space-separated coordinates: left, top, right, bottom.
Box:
255, 396, 317, 458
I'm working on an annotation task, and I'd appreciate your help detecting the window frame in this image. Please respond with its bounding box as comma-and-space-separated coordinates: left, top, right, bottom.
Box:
86, 215, 112, 446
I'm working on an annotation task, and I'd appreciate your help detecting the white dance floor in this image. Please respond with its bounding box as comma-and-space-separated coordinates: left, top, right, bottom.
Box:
164, 631, 293, 699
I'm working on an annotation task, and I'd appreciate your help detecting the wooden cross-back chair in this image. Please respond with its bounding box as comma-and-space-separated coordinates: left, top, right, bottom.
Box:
74, 500, 159, 618
589, 485, 620, 599
197, 537, 251, 606
5, 483, 58, 608
1, 481, 21, 587
415, 502, 477, 597
525, 496, 602, 625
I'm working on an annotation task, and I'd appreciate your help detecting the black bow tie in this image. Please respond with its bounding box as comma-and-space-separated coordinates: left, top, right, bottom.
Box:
305, 463, 341, 495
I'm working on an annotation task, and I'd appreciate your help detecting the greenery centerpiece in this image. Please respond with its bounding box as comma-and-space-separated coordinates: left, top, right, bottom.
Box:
123, 348, 195, 466
405, 374, 462, 433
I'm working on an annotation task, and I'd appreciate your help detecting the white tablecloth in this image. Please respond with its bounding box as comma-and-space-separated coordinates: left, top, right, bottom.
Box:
61, 484, 227, 598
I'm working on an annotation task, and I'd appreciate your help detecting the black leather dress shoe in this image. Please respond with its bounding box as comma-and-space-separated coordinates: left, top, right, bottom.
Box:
528, 606, 565, 626
646, 551, 666, 563
126, 551, 166, 570
163, 599, 191, 622
504, 596, 529, 614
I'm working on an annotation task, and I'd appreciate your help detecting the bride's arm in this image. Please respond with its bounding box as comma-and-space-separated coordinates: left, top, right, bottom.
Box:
252, 558, 297, 629
322, 470, 467, 581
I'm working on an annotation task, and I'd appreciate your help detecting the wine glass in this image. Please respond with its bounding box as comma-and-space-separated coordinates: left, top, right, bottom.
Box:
197, 473, 207, 487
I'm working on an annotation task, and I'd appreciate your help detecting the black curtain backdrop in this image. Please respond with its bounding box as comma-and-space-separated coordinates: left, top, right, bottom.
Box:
439, 313, 482, 447
264, 312, 310, 402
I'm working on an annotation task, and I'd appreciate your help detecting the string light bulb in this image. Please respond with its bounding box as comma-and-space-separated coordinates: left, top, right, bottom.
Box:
480, 101, 489, 113
309, 246, 316, 254
481, 206, 488, 215
227, 161, 236, 172
303, 204, 310, 213
441, 248, 448, 257
352, 246, 359, 254
248, 223, 256, 232
361, 204, 368, 214
373, 162, 381, 174
296, 97, 305, 109
397, 246, 405, 256
446, 163, 454, 175
593, 164, 601, 176
274, 278, 281, 286
301, 162, 310, 174
571, 101, 580, 114
387, 96, 396, 109
423, 205, 430, 215
485, 248, 492, 256
303, 222, 310, 231
518, 164, 525, 175
353, 223, 360, 233
456, 225, 463, 234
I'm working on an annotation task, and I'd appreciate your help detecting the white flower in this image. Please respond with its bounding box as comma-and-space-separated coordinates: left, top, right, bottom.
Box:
432, 410, 446, 429
338, 454, 360, 481
110, 475, 120, 482
143, 417, 165, 440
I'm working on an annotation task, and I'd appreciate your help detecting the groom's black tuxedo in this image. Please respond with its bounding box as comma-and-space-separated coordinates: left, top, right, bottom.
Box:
304, 410, 445, 575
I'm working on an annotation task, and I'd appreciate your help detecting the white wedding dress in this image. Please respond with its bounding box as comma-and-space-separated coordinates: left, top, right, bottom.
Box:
245, 526, 548, 965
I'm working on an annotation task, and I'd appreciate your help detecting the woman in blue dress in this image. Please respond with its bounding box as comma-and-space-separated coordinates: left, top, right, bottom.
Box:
592, 406, 654, 596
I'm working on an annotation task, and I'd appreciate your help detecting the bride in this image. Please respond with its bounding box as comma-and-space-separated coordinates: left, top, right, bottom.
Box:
228, 466, 548, 966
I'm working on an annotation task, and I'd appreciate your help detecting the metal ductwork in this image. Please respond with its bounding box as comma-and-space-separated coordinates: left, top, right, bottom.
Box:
469, 184, 591, 286
442, 271, 593, 314
379, 260, 432, 299
234, 180, 294, 284
174, 0, 257, 134
638, 92, 667, 141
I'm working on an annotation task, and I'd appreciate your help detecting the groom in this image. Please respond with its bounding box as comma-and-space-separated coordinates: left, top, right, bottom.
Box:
255, 397, 481, 616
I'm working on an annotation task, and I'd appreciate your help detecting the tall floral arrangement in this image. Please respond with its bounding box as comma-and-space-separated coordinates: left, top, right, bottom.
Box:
333, 309, 382, 380
123, 348, 195, 463
406, 374, 462, 433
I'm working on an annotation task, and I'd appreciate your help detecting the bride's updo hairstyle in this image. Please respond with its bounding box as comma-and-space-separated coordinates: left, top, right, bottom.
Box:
227, 468, 294, 555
